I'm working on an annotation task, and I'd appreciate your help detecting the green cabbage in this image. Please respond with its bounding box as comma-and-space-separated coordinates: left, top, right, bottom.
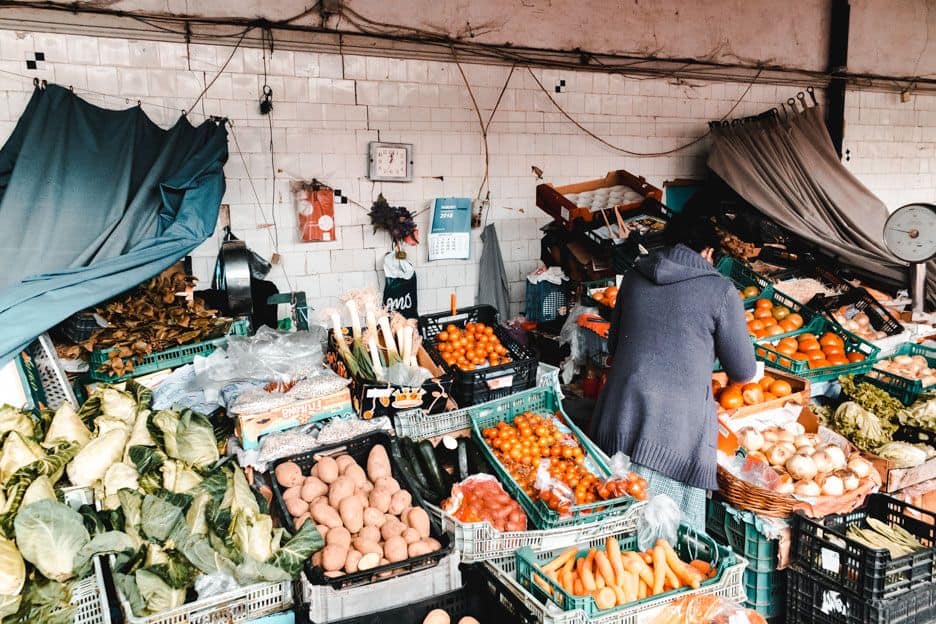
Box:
0, 536, 24, 596
152, 410, 219, 469
0, 433, 44, 485
134, 568, 185, 615
0, 406, 35, 446
43, 403, 91, 448
21, 476, 55, 507
13, 500, 89, 582
66, 427, 130, 488
162, 460, 202, 494
101, 388, 137, 425
102, 463, 140, 510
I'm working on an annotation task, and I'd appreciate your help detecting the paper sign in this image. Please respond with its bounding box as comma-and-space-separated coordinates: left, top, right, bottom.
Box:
486, 374, 515, 390
428, 197, 472, 260
820, 548, 841, 574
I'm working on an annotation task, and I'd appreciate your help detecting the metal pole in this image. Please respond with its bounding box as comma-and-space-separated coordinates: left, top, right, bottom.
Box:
912, 262, 927, 313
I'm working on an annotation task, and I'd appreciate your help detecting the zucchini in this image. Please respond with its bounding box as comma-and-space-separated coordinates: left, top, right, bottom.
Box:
456, 438, 470, 481
465, 438, 490, 475
434, 435, 459, 470
417, 439, 452, 497
395, 438, 434, 499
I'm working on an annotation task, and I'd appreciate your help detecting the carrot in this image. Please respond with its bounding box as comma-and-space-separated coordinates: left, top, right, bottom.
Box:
573, 578, 584, 596
658, 539, 702, 589
623, 552, 654, 587
595, 573, 605, 589
606, 537, 626, 586
651, 545, 667, 595
544, 547, 578, 573
561, 569, 575, 594
592, 587, 617, 610
664, 565, 680, 590
642, 552, 653, 565
610, 583, 627, 606
594, 551, 617, 588
581, 550, 597, 592
637, 578, 648, 599
619, 569, 636, 603
689, 559, 714, 577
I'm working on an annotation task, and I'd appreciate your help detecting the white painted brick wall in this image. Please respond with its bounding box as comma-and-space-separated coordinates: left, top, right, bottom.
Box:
0, 28, 932, 318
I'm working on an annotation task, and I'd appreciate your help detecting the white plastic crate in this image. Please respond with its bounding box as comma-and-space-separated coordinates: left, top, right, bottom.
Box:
394, 363, 562, 439
32, 333, 79, 410
485, 535, 746, 624
301, 548, 461, 623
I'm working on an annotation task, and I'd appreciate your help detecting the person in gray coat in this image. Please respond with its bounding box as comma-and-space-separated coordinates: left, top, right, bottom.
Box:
589, 216, 757, 529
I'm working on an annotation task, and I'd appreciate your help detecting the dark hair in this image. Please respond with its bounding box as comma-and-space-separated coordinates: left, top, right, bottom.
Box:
662, 213, 721, 253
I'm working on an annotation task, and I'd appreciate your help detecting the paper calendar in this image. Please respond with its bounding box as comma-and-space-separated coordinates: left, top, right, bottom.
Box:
428, 197, 472, 260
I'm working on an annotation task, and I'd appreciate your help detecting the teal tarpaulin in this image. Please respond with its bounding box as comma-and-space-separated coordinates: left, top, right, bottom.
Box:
0, 84, 228, 363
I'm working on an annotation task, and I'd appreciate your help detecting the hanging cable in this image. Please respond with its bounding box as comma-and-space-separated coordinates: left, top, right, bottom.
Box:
188, 27, 251, 113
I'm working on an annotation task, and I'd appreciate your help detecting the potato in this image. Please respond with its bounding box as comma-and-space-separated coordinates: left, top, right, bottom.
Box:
293, 513, 311, 531
388, 490, 412, 515
301, 476, 329, 502
286, 496, 310, 519
311, 550, 322, 567
381, 517, 407, 541
422, 609, 450, 624
325, 526, 352, 549
379, 557, 390, 566
407, 507, 431, 539
258, 485, 273, 506
344, 464, 368, 488
424, 537, 442, 551
339, 496, 364, 533
367, 445, 391, 482
363, 507, 386, 528
315, 524, 329, 540
321, 545, 348, 572
275, 462, 304, 488
344, 549, 362, 573
329, 477, 355, 508
352, 538, 382, 556
317, 456, 340, 484
458, 618, 480, 624
360, 480, 374, 493
282, 485, 302, 501
368, 489, 391, 514
335, 455, 356, 474
324, 570, 344, 578
407, 541, 432, 558
401, 528, 421, 545
357, 552, 380, 570
374, 476, 400, 494
309, 495, 328, 509
357, 525, 380, 543
383, 536, 408, 563
311, 502, 342, 529
352, 491, 369, 509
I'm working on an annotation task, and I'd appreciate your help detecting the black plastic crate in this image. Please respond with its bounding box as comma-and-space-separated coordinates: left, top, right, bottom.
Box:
786, 565, 936, 624
314, 564, 538, 624
268, 432, 453, 590
790, 493, 936, 601
418, 305, 538, 406
807, 287, 903, 338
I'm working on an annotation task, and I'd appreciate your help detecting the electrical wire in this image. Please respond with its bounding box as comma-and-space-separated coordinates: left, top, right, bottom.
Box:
188, 27, 251, 113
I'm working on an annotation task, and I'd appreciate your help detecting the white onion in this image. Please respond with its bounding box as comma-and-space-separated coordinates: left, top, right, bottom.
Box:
784, 422, 806, 436
820, 475, 845, 497
762, 429, 780, 444
738, 427, 765, 452
747, 451, 767, 463
794, 480, 821, 497
786, 454, 818, 480
796, 445, 816, 456
776, 430, 796, 444
794, 434, 814, 448
825, 446, 847, 470
847, 455, 872, 479
812, 450, 834, 475
775, 474, 795, 495
895, 355, 913, 366
836, 469, 860, 492
766, 443, 797, 467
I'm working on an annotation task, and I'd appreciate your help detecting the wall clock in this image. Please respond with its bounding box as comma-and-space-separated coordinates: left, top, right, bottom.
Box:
367, 142, 413, 182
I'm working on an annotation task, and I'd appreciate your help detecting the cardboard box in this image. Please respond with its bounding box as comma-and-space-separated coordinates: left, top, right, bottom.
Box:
235, 387, 354, 450
713, 368, 810, 419
536, 169, 662, 230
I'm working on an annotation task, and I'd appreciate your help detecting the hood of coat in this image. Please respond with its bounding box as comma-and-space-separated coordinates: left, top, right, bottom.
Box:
635, 244, 718, 285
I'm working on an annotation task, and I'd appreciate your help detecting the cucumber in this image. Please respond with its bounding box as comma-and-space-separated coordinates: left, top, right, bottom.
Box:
417, 439, 452, 497
456, 438, 471, 481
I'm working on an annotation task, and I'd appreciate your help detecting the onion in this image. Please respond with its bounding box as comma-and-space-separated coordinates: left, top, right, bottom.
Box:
762, 428, 780, 445
796, 445, 816, 456
857, 315, 870, 328
895, 355, 913, 367
847, 455, 872, 479
775, 473, 794, 495
820, 474, 845, 497
738, 427, 765, 452
794, 434, 814, 448
776, 430, 796, 444
825, 446, 847, 470
794, 480, 821, 497
812, 450, 834, 475
766, 443, 796, 467
747, 451, 767, 463
786, 454, 818, 480
836, 469, 860, 492
784, 422, 806, 436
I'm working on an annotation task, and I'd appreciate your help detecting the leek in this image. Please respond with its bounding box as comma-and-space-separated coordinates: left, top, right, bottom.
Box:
346, 300, 374, 381
331, 312, 360, 378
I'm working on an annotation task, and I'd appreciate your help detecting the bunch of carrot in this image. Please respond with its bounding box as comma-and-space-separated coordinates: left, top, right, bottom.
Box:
534, 537, 715, 611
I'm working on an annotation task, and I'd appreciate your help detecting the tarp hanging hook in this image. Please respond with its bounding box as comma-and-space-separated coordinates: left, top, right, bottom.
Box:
807, 86, 817, 105
797, 91, 807, 108
32, 78, 47, 90
787, 97, 797, 113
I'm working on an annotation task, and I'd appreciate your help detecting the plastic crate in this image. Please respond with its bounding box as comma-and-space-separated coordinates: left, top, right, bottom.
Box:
268, 431, 453, 590
299, 548, 461, 622
808, 287, 904, 338
515, 524, 736, 617
468, 386, 636, 529
786, 565, 936, 624
60, 487, 111, 624
89, 318, 249, 382
525, 279, 570, 323
705, 499, 780, 573
790, 493, 936, 601
743, 567, 785, 621
753, 316, 880, 382
27, 333, 79, 411
317, 562, 536, 624
581, 278, 616, 320
863, 343, 936, 405
716, 256, 774, 306
485, 528, 745, 624
418, 305, 539, 406
745, 288, 818, 341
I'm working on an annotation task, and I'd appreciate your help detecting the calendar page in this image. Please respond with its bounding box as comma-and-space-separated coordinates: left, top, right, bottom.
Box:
428, 197, 471, 260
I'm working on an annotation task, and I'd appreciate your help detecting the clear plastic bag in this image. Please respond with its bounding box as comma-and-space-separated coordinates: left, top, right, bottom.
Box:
533, 459, 576, 517
637, 494, 681, 551
650, 593, 768, 624
441, 474, 527, 531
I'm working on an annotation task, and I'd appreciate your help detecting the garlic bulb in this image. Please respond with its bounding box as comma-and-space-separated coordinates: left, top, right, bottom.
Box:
836, 469, 860, 492
812, 450, 834, 475
794, 480, 821, 497
847, 455, 872, 479
766, 443, 796, 467
738, 427, 765, 452
820, 474, 844, 497
786, 454, 818, 481
825, 446, 847, 470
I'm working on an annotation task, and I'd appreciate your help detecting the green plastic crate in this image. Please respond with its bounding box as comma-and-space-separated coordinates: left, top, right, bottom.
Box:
705, 497, 729, 545
89, 318, 249, 382
754, 316, 879, 382
468, 386, 636, 529
863, 343, 936, 405
717, 257, 774, 306
744, 288, 819, 342
515, 524, 736, 617
744, 567, 786, 620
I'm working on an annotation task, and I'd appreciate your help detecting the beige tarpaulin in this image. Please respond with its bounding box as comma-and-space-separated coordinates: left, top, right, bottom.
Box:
707, 105, 922, 301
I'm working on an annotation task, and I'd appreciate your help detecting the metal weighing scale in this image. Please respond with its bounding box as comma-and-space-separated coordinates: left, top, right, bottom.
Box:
883, 203, 936, 313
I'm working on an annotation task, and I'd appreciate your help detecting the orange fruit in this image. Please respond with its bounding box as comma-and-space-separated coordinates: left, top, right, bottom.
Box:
755, 299, 773, 310
777, 343, 797, 356
823, 345, 845, 357
742, 383, 764, 405
754, 308, 774, 320
759, 375, 776, 391
847, 352, 866, 363
819, 332, 845, 350
762, 392, 778, 401
754, 329, 769, 339
807, 350, 826, 362
787, 314, 804, 329
748, 320, 765, 332
791, 352, 810, 361
761, 316, 779, 327
798, 332, 817, 342
764, 325, 784, 337
799, 339, 822, 353
779, 319, 798, 333
827, 355, 850, 366
769, 379, 793, 397
810, 359, 832, 369
719, 390, 744, 410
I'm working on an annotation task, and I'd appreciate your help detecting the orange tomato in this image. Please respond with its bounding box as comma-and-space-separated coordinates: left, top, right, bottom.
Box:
768, 379, 793, 397
764, 324, 784, 337
809, 359, 832, 369
827, 354, 850, 366
777, 342, 797, 356
754, 298, 773, 310
754, 308, 774, 320
719, 390, 744, 410
791, 352, 810, 361
847, 352, 866, 363
787, 313, 804, 329
819, 332, 845, 350
823, 345, 845, 357
798, 332, 817, 343
807, 350, 826, 362
762, 392, 777, 401
758, 375, 776, 391
779, 319, 798, 333
799, 339, 822, 352
748, 319, 766, 332
742, 383, 764, 405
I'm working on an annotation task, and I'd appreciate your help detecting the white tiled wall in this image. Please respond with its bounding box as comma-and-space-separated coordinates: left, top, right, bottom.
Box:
0, 29, 932, 317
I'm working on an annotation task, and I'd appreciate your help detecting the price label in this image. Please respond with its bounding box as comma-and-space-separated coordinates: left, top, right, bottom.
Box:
820, 548, 841, 574
486, 374, 515, 390
365, 388, 393, 398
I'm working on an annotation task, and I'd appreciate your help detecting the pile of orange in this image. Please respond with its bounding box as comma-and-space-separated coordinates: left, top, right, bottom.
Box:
435, 322, 511, 371
590, 286, 618, 308
758, 331, 866, 370
746, 298, 805, 338
714, 374, 794, 410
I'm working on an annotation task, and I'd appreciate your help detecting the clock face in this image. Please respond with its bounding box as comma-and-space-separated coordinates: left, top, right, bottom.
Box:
369, 142, 412, 181
884, 204, 936, 262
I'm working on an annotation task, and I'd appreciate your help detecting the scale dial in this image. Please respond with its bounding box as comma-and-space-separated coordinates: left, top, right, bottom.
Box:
883, 203, 936, 263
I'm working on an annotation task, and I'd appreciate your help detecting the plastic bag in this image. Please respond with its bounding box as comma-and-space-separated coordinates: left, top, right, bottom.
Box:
637, 494, 681, 551
533, 459, 575, 517
441, 474, 527, 531
559, 304, 596, 367
650, 594, 768, 624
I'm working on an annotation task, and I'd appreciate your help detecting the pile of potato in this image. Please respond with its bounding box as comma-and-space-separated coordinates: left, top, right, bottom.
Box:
275, 444, 442, 578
